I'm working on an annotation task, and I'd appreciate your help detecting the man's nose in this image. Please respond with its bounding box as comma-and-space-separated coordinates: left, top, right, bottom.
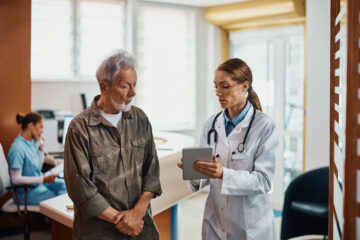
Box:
129, 85, 136, 97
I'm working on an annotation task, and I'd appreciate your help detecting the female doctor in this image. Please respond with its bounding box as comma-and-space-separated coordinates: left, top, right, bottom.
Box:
178, 58, 278, 240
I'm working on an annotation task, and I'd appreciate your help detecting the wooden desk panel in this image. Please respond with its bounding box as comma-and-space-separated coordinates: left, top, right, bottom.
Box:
50, 209, 171, 240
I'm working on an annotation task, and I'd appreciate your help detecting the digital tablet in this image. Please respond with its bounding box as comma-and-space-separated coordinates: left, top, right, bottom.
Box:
182, 147, 212, 180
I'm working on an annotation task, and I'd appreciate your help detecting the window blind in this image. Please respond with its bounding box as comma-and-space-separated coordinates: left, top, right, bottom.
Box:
135, 5, 196, 130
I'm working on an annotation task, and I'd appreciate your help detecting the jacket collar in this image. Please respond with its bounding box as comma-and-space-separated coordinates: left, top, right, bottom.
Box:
233, 104, 254, 131
224, 101, 251, 128
88, 95, 134, 127
215, 105, 254, 140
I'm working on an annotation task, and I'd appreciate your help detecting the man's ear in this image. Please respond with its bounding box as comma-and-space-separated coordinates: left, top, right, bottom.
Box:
99, 81, 108, 93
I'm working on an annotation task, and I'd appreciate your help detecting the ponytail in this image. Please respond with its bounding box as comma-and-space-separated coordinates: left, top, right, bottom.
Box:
248, 88, 262, 111
16, 112, 43, 130
16, 113, 25, 125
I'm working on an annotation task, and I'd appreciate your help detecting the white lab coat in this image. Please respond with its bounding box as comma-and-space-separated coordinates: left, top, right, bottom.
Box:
189, 105, 278, 240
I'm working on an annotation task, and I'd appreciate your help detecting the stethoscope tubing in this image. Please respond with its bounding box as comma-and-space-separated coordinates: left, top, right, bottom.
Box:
207, 105, 256, 154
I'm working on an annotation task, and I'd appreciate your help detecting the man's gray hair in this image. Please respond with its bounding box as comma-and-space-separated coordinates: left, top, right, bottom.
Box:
96, 50, 136, 85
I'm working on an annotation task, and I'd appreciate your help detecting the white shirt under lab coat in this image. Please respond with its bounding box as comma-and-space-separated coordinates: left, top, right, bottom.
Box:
189, 105, 278, 240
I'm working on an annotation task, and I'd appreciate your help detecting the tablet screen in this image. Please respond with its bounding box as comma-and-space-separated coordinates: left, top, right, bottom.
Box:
182, 147, 212, 180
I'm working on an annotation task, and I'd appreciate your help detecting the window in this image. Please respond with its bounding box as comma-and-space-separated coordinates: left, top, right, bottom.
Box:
31, 0, 72, 79
31, 0, 125, 80
135, 4, 196, 130
31, 1, 202, 133
230, 26, 304, 205
232, 41, 275, 117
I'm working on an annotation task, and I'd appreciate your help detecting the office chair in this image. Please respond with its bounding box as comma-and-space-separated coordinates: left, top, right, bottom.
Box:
280, 167, 329, 240
0, 143, 39, 240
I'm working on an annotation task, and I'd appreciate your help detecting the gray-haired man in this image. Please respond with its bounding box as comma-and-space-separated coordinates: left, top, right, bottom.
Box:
64, 50, 162, 239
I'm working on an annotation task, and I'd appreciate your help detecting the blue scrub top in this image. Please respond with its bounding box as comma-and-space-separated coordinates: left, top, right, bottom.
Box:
8, 135, 43, 181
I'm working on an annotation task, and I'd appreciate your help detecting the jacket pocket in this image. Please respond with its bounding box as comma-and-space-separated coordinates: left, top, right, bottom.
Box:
90, 150, 110, 174
246, 203, 274, 240
131, 139, 145, 175
231, 152, 249, 170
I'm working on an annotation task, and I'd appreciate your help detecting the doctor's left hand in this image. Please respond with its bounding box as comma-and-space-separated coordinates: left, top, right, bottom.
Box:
193, 154, 223, 179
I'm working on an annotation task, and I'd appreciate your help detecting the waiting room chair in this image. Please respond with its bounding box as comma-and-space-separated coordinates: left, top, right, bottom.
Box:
280, 167, 329, 240
0, 143, 39, 240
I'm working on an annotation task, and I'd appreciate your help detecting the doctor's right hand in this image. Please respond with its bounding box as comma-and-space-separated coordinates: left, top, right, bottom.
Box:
43, 173, 58, 183
193, 154, 223, 179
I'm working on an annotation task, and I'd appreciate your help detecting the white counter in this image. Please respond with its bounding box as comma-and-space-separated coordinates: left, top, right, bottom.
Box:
40, 131, 195, 228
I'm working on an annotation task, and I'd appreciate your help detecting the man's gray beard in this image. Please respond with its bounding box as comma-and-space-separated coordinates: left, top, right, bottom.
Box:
110, 97, 132, 112
122, 102, 132, 112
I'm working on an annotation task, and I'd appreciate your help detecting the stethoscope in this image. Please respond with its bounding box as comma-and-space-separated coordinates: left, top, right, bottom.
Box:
207, 104, 256, 154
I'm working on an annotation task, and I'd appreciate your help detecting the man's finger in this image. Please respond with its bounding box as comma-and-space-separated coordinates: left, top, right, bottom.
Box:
113, 212, 123, 224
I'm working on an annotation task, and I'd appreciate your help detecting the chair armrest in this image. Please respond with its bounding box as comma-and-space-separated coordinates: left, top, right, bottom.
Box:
6, 184, 35, 215
291, 200, 329, 218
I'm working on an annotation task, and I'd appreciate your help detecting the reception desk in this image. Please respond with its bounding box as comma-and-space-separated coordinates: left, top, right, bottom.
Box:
40, 131, 195, 240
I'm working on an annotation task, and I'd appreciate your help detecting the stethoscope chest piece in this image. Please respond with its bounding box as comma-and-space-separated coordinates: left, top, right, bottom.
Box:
237, 143, 245, 153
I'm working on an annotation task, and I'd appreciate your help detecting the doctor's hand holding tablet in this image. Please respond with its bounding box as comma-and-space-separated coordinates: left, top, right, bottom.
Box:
177, 147, 223, 180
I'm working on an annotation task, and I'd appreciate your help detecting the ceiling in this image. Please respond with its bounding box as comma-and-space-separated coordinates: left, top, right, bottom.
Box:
141, 0, 247, 7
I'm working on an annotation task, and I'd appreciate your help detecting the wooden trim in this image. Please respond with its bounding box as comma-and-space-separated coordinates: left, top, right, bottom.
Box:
51, 220, 72, 240
221, 28, 229, 62
343, 0, 360, 238
293, 0, 306, 16
0, 0, 31, 155
329, 0, 340, 238
226, 15, 305, 32
205, 0, 306, 31
206, 0, 297, 26
153, 208, 171, 240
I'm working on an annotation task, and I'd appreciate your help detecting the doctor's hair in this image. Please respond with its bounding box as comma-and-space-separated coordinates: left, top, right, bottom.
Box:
96, 49, 136, 86
216, 58, 262, 111
16, 112, 43, 130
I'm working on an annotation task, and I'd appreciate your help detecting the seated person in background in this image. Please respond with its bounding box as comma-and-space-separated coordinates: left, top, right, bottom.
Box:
7, 112, 67, 206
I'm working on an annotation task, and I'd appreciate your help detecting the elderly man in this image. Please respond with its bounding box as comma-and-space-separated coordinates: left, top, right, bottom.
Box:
64, 50, 162, 239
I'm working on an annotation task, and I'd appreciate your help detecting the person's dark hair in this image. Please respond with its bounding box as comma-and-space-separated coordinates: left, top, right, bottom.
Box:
216, 58, 262, 111
16, 112, 43, 130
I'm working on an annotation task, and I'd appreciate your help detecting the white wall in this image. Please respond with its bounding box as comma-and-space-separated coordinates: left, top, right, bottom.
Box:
32, 81, 99, 115
305, 0, 330, 171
